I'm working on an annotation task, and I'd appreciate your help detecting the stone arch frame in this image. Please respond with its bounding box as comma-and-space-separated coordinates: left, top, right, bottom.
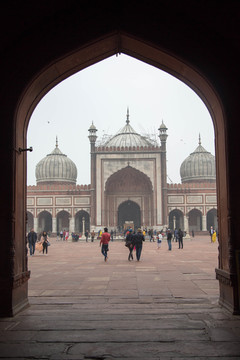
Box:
11, 32, 232, 314
104, 166, 154, 227
105, 166, 153, 193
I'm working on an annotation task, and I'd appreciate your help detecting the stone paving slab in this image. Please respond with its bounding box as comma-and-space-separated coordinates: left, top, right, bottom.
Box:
1, 236, 240, 359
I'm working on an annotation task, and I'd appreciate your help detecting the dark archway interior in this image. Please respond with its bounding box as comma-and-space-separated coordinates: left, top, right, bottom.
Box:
75, 211, 90, 234
188, 209, 202, 232
57, 211, 70, 233
207, 209, 218, 231
169, 210, 184, 230
38, 211, 52, 234
118, 200, 141, 230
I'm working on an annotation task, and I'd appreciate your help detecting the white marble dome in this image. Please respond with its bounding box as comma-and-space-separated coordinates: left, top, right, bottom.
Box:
103, 110, 154, 148
35, 140, 77, 184
180, 137, 216, 183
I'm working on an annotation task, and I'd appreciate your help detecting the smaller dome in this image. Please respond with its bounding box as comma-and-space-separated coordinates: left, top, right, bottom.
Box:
35, 139, 77, 184
89, 122, 97, 130
159, 120, 167, 130
180, 136, 216, 183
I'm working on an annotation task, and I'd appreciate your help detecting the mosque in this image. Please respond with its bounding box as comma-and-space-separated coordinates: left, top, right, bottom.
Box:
27, 111, 217, 236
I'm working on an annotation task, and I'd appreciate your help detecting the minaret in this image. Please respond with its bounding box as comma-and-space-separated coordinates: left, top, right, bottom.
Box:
158, 121, 168, 227
88, 122, 98, 227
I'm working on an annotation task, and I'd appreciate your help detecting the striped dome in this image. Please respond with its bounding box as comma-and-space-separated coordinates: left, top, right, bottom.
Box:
35, 139, 77, 184
180, 136, 216, 183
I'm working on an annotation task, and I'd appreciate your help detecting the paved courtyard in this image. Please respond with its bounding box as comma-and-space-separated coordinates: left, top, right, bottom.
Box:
1, 235, 240, 359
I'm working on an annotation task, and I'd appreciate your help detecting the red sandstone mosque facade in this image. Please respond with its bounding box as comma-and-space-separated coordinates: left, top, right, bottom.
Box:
27, 111, 217, 235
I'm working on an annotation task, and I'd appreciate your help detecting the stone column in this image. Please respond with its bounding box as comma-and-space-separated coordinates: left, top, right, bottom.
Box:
173, 216, 176, 230
34, 217, 38, 233
69, 217, 74, 233
82, 217, 85, 237
184, 214, 191, 240
202, 214, 207, 231
52, 217, 57, 234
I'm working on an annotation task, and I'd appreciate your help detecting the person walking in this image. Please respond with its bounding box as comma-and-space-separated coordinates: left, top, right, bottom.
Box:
178, 228, 183, 249
90, 230, 95, 242
110, 229, 114, 241
156, 231, 162, 249
85, 230, 89, 242
212, 230, 217, 243
100, 227, 111, 262
27, 228, 37, 256
134, 228, 145, 261
125, 228, 134, 261
167, 229, 172, 251
41, 231, 49, 255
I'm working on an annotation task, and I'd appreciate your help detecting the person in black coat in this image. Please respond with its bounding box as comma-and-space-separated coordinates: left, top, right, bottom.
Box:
178, 228, 183, 249
125, 229, 134, 261
133, 228, 145, 261
27, 228, 37, 256
167, 229, 173, 251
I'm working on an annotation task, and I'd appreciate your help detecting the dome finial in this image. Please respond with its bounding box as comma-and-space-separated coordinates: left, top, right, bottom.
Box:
56, 136, 58, 148
126, 107, 130, 125
199, 133, 201, 145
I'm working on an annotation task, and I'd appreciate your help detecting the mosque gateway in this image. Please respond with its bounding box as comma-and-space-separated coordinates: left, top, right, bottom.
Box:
27, 111, 217, 235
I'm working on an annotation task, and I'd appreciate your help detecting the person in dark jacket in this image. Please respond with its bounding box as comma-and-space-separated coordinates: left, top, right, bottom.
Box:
27, 228, 37, 256
133, 228, 145, 261
125, 228, 134, 261
178, 228, 183, 249
167, 229, 173, 251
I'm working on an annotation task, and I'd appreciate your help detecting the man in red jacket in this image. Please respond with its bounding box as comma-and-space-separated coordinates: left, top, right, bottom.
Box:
100, 227, 111, 261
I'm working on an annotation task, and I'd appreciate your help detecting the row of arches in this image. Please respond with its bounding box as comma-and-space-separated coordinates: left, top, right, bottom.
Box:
27, 204, 217, 234
169, 208, 218, 232
27, 210, 90, 234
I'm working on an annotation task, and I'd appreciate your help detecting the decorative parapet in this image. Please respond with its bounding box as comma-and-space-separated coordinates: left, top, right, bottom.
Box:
27, 184, 91, 191
96, 145, 160, 152
167, 182, 216, 190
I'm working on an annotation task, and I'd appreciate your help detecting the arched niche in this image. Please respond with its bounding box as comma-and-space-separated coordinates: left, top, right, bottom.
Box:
188, 209, 203, 232
75, 210, 90, 235
38, 210, 52, 234
168, 209, 184, 231
56, 210, 70, 233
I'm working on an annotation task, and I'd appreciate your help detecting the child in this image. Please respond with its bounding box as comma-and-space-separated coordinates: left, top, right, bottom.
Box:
157, 231, 162, 249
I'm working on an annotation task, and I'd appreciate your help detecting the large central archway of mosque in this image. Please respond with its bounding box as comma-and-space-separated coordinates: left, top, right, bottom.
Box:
118, 200, 141, 230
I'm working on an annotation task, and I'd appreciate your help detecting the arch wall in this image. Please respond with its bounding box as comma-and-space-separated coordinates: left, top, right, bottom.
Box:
3, 32, 234, 315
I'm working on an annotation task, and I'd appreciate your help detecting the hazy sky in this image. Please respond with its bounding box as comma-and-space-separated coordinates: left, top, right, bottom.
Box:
27, 54, 215, 185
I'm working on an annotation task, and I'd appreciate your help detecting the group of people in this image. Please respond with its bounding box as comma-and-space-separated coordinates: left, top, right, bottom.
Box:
99, 227, 146, 262
167, 228, 184, 250
27, 229, 50, 255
